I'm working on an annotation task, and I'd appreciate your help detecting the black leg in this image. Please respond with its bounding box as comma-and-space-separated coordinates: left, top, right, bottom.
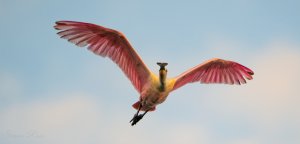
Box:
130, 104, 142, 123
141, 110, 148, 117
130, 104, 149, 126
130, 110, 149, 126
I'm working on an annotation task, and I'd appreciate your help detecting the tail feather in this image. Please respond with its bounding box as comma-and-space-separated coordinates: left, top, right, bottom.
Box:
132, 101, 156, 111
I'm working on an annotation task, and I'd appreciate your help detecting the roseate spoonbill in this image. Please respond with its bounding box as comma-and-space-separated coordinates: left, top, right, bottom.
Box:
54, 21, 254, 126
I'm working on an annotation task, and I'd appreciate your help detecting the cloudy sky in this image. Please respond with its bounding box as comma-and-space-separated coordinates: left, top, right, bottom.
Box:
1, 0, 300, 144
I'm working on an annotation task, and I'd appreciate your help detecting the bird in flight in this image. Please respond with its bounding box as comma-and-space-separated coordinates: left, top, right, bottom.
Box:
54, 21, 254, 126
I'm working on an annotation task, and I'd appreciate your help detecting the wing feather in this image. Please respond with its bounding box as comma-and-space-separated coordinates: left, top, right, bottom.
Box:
172, 58, 254, 91
54, 21, 152, 93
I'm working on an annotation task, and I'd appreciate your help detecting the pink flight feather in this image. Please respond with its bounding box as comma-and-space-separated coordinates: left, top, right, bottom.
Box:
54, 21, 151, 93
54, 21, 254, 94
172, 58, 254, 91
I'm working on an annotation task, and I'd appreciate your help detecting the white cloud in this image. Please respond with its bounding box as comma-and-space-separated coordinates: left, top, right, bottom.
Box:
0, 92, 213, 144
198, 40, 300, 143
229, 139, 261, 144
161, 124, 212, 144
1, 39, 300, 144
0, 93, 103, 144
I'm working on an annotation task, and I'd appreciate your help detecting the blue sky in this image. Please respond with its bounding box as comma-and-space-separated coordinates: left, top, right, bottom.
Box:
1, 0, 300, 144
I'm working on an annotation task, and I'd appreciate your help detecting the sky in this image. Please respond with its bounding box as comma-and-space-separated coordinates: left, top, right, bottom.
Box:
0, 0, 300, 144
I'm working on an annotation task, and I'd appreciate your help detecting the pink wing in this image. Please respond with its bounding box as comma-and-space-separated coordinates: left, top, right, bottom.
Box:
172, 58, 254, 91
54, 21, 152, 93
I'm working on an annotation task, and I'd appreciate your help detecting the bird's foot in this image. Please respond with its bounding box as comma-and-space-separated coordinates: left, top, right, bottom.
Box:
130, 114, 144, 126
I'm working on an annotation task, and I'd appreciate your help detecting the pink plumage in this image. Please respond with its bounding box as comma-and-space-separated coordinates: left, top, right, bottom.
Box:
172, 58, 254, 91
54, 20, 254, 126
54, 21, 151, 93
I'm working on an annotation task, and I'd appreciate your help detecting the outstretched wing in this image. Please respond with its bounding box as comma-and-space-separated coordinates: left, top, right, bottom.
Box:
172, 58, 254, 91
54, 21, 152, 93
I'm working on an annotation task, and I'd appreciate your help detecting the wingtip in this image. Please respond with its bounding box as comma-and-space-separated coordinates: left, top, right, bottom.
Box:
55, 20, 72, 24
53, 21, 64, 30
53, 20, 76, 30
53, 25, 60, 30
239, 64, 254, 76
248, 71, 254, 75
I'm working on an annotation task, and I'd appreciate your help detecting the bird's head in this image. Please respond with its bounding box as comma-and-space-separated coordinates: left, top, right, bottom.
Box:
157, 62, 168, 71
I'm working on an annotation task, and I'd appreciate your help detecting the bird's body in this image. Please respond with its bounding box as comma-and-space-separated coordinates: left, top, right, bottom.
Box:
54, 21, 254, 126
136, 72, 175, 111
